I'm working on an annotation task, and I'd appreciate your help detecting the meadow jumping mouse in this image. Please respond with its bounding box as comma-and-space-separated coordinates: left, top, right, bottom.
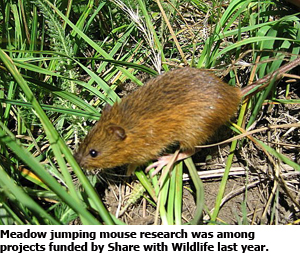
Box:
74, 67, 242, 175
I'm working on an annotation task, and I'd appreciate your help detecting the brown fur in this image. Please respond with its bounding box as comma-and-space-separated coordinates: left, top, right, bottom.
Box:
74, 67, 242, 169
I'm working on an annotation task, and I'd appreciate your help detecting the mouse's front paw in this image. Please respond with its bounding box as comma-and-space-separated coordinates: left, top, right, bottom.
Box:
145, 155, 174, 177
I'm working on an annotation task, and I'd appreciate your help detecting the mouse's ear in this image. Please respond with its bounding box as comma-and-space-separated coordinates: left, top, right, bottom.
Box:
107, 124, 127, 140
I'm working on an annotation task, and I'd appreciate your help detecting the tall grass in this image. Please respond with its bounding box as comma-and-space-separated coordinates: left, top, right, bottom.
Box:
0, 0, 299, 225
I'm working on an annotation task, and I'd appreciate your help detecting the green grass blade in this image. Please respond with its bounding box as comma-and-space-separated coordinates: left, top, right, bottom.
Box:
174, 162, 183, 225
184, 157, 204, 225
0, 165, 60, 224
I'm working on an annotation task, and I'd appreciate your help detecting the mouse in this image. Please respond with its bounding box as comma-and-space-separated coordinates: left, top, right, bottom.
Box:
74, 67, 242, 175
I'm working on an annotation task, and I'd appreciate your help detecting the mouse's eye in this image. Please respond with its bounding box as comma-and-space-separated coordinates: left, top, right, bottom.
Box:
89, 149, 98, 158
